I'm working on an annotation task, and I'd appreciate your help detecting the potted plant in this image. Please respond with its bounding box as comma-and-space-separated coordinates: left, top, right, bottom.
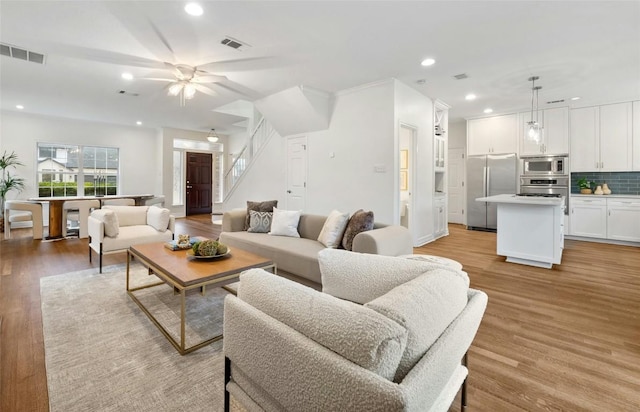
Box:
577, 177, 592, 194
0, 151, 26, 233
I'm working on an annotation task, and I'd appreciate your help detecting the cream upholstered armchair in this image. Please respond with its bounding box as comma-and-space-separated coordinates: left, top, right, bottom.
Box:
223, 250, 488, 412
62, 199, 100, 238
4, 200, 44, 240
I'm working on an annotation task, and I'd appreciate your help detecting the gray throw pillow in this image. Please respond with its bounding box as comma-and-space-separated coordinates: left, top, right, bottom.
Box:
341, 209, 374, 251
244, 200, 278, 230
248, 211, 273, 233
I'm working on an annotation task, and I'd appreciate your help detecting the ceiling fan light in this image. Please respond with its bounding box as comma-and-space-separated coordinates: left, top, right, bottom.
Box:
168, 83, 183, 96
183, 83, 196, 99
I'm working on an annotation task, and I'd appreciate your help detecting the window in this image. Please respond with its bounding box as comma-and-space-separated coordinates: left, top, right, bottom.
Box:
37, 143, 119, 197
172, 150, 183, 205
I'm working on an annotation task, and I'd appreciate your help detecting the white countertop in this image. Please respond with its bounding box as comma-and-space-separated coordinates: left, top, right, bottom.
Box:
476, 194, 564, 206
571, 194, 640, 199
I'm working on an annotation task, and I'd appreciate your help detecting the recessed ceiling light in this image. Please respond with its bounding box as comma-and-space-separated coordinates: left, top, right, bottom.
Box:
121, 72, 133, 80
484, 108, 493, 114
571, 97, 581, 101
16, 104, 24, 109
465, 94, 477, 101
136, 121, 142, 125
421, 58, 436, 67
184, 3, 203, 16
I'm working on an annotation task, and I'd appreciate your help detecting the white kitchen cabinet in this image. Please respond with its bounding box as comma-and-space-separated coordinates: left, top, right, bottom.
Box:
434, 196, 447, 238
467, 113, 518, 156
606, 198, 640, 242
633, 101, 640, 171
569, 197, 607, 238
519, 107, 569, 156
570, 103, 632, 172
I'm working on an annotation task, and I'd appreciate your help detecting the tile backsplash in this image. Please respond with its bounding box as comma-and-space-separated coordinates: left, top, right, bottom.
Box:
570, 172, 640, 195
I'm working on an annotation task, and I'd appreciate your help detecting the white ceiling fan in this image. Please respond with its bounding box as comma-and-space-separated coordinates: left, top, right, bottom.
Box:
141, 63, 256, 106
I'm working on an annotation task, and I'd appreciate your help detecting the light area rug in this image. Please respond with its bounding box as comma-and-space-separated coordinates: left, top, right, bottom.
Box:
40, 263, 230, 412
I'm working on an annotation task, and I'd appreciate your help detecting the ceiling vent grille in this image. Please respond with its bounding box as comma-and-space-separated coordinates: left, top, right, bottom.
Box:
117, 90, 140, 97
546, 99, 565, 104
221, 36, 250, 50
453, 73, 468, 80
0, 42, 46, 64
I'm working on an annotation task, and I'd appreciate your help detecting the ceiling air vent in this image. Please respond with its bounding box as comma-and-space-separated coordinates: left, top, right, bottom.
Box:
546, 99, 565, 104
221, 36, 250, 50
117, 90, 140, 97
453, 73, 468, 80
0, 42, 46, 64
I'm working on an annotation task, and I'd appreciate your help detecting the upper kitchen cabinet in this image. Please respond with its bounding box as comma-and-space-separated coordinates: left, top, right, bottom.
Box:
467, 113, 518, 156
519, 107, 569, 156
633, 101, 640, 171
570, 102, 632, 172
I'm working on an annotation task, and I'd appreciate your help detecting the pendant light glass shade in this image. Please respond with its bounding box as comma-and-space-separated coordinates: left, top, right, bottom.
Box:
207, 129, 219, 143
527, 76, 543, 144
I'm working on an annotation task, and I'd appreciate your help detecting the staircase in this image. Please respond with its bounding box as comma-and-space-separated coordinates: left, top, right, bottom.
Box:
223, 117, 276, 200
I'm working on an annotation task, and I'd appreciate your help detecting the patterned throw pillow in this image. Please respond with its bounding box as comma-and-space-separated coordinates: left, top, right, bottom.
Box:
244, 200, 278, 230
341, 209, 375, 251
248, 211, 273, 233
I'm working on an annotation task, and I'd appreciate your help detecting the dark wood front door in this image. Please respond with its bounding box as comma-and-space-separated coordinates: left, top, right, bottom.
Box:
186, 152, 212, 216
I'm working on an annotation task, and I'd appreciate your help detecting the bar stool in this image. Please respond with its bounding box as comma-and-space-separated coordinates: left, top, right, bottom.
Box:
144, 195, 165, 207
101, 198, 135, 206
62, 200, 100, 238
4, 200, 44, 240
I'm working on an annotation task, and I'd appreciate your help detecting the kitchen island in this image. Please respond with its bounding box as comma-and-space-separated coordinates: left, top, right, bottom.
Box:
476, 194, 565, 269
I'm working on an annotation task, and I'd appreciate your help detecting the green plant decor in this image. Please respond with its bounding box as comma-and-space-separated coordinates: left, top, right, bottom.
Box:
576, 177, 592, 190
0, 151, 26, 219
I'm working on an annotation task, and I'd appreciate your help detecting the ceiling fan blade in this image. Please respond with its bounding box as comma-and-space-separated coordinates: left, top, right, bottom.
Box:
213, 80, 260, 99
102, 2, 177, 64
196, 56, 286, 73
192, 75, 228, 84
22, 40, 171, 69
193, 84, 218, 97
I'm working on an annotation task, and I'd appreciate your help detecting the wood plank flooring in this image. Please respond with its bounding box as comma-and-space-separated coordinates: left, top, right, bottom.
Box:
1, 218, 639, 411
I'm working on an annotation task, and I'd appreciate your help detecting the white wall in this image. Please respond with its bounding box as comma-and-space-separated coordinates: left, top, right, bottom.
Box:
448, 120, 467, 149
0, 110, 162, 201
393, 79, 435, 245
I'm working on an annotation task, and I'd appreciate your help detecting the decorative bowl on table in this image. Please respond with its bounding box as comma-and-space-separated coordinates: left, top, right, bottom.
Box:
187, 239, 231, 259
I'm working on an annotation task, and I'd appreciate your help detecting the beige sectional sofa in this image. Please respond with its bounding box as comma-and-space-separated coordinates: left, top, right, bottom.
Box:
219, 209, 413, 288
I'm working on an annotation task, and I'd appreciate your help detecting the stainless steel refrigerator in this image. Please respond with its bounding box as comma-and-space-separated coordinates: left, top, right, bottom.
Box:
466, 153, 517, 230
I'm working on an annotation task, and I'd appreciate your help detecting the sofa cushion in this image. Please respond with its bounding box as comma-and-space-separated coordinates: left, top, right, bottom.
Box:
101, 225, 173, 252
342, 209, 374, 251
297, 214, 328, 241
146, 206, 171, 232
238, 269, 408, 381
317, 210, 350, 248
319, 249, 466, 304
244, 200, 278, 230
269, 208, 301, 238
247, 211, 272, 233
90, 209, 119, 237
104, 205, 148, 227
219, 231, 325, 284
365, 270, 469, 383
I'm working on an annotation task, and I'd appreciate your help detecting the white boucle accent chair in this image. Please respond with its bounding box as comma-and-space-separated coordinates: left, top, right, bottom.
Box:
223, 250, 488, 412
88, 205, 175, 273
62, 199, 100, 238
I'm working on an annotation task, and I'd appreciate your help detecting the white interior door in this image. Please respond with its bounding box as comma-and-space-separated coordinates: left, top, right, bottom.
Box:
286, 136, 307, 210
448, 148, 465, 224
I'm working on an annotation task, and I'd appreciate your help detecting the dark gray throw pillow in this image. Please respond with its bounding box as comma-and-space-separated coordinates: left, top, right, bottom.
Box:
341, 209, 375, 251
248, 211, 273, 233
244, 200, 278, 230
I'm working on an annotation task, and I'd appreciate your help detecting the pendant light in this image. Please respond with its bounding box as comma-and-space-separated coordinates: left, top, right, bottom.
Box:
527, 76, 543, 144
207, 129, 219, 143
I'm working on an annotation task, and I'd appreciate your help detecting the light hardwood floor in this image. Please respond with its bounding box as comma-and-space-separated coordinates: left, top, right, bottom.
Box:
1, 217, 639, 411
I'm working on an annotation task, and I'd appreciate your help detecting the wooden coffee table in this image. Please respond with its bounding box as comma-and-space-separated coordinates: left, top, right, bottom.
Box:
126, 242, 275, 355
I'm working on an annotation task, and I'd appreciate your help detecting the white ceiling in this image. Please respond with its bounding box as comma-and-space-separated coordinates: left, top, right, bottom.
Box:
1, 1, 639, 134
